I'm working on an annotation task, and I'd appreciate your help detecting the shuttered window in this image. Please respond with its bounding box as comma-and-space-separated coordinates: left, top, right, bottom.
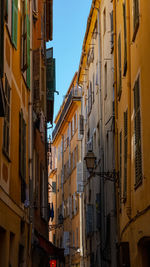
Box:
33, 49, 40, 101
0, 0, 4, 77
134, 77, 142, 186
21, 0, 27, 72
3, 76, 11, 157
19, 110, 26, 181
123, 2, 127, 76
52, 181, 56, 193
12, 0, 18, 49
88, 82, 92, 115
110, 11, 114, 52
26, 14, 30, 88
118, 33, 122, 98
123, 110, 128, 201
133, 0, 139, 41
104, 63, 107, 99
119, 131, 122, 203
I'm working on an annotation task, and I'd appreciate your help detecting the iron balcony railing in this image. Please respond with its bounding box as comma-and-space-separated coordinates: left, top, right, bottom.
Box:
52, 86, 82, 140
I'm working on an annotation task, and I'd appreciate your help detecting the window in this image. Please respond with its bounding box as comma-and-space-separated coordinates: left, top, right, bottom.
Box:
33, 0, 38, 12
134, 76, 142, 187
19, 109, 26, 181
119, 131, 122, 203
133, 0, 139, 41
118, 33, 122, 98
123, 2, 127, 76
96, 62, 98, 86
103, 8, 106, 34
110, 11, 114, 52
3, 76, 11, 157
52, 181, 56, 193
92, 73, 95, 103
104, 63, 107, 99
88, 82, 92, 115
19, 109, 26, 203
123, 109, 128, 202
21, 0, 27, 72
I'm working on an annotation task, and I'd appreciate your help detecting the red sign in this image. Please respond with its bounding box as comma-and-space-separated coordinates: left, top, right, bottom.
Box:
49, 260, 56, 267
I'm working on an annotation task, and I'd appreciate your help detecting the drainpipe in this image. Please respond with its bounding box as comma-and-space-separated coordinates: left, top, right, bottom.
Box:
126, 0, 131, 219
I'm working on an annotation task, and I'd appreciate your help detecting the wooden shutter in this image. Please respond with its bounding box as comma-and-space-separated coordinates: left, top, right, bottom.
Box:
26, 14, 30, 88
123, 110, 128, 201
12, 0, 18, 49
134, 78, 142, 185
123, 2, 127, 75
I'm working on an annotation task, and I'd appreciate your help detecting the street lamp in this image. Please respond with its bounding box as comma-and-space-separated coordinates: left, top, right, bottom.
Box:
84, 151, 119, 182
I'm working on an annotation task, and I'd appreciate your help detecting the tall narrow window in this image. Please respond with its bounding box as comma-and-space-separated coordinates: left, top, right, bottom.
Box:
19, 110, 26, 203
110, 11, 114, 52
123, 2, 127, 75
133, 0, 139, 41
21, 0, 27, 72
123, 109, 128, 201
92, 73, 95, 103
103, 8, 106, 34
119, 131, 122, 203
104, 63, 107, 99
118, 34, 122, 98
134, 76, 142, 186
3, 76, 11, 157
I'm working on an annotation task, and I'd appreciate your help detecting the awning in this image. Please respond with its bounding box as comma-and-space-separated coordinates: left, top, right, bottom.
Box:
38, 234, 64, 260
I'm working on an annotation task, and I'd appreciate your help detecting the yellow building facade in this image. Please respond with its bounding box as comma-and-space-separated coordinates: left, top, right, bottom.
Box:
51, 73, 82, 266
0, 0, 31, 266
114, 0, 150, 266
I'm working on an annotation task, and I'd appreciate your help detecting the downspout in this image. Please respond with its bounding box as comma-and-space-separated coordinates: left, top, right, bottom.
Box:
126, 0, 131, 219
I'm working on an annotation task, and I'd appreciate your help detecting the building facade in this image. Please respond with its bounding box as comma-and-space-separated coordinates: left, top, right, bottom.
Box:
114, 0, 150, 266
51, 73, 83, 266
0, 0, 31, 265
0, 0, 55, 266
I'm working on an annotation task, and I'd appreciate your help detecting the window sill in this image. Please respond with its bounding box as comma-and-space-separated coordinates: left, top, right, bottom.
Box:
2, 148, 11, 163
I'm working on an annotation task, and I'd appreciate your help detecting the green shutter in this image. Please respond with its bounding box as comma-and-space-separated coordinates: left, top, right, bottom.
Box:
12, 0, 18, 49
26, 14, 30, 89
46, 58, 56, 100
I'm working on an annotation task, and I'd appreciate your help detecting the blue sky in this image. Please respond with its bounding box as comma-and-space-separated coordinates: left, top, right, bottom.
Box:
47, 0, 92, 131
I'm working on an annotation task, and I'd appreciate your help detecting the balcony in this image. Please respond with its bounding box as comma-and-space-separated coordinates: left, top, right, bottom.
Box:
52, 86, 82, 140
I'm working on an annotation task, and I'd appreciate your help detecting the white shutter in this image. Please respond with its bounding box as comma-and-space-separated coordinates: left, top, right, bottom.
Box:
77, 161, 84, 193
